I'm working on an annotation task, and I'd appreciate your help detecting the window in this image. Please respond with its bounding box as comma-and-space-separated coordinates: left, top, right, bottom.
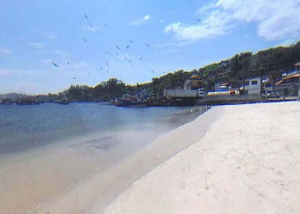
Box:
251, 80, 258, 85
245, 81, 250, 86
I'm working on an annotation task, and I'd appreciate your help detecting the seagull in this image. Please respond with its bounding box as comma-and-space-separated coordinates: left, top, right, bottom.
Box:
85, 14, 89, 20
83, 38, 88, 42
116, 46, 121, 50
89, 22, 94, 28
125, 56, 128, 60
197, 18, 201, 22
106, 62, 109, 67
106, 52, 113, 56
104, 24, 109, 27
73, 77, 76, 79
52, 62, 59, 68
129, 40, 134, 43
100, 67, 103, 70
88, 72, 91, 75
126, 44, 130, 49
152, 70, 155, 73
107, 70, 109, 73
145, 43, 151, 47
116, 51, 119, 55
67, 61, 71, 64
139, 56, 143, 60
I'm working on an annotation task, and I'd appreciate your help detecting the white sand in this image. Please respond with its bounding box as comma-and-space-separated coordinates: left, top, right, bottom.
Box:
104, 102, 300, 214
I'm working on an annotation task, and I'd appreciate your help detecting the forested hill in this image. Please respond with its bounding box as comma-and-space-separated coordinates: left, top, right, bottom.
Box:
64, 41, 300, 101
2, 41, 300, 103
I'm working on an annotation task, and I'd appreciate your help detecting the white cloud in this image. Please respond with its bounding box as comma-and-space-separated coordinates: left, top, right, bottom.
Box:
28, 42, 44, 49
131, 15, 151, 26
0, 47, 12, 55
165, 0, 300, 42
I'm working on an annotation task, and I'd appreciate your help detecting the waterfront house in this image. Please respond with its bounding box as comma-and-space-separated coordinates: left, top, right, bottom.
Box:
183, 75, 204, 90
261, 77, 273, 94
244, 77, 262, 95
274, 62, 300, 96
215, 80, 240, 92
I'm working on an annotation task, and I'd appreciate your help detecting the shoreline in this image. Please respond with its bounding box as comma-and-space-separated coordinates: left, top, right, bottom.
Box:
31, 106, 220, 214
0, 105, 212, 214
103, 101, 300, 214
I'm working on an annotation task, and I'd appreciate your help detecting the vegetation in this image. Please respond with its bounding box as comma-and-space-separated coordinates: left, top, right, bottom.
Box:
1, 41, 300, 104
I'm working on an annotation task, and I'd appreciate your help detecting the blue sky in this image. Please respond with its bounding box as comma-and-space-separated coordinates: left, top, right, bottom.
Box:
1, 0, 300, 94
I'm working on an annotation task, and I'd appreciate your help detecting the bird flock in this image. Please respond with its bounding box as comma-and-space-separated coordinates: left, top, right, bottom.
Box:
51, 13, 153, 81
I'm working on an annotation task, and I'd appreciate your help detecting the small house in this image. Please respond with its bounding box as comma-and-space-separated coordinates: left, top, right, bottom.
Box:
244, 77, 261, 95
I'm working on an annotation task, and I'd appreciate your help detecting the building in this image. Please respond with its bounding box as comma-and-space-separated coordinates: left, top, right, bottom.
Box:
260, 77, 273, 94
183, 75, 204, 90
244, 77, 262, 95
215, 80, 240, 92
274, 62, 300, 96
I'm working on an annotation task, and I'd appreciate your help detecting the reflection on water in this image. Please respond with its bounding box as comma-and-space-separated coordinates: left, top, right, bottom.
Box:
0, 103, 207, 155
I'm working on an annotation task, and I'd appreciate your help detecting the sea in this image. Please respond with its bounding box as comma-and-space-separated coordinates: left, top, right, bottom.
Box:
0, 103, 209, 213
0, 103, 207, 156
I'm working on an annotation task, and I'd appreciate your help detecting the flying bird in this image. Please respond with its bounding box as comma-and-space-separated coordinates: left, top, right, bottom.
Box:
197, 18, 201, 22
67, 61, 71, 64
88, 72, 91, 75
106, 62, 109, 67
100, 67, 103, 70
52, 62, 59, 68
152, 70, 155, 73
139, 56, 143, 60
83, 38, 88, 42
73, 77, 76, 80
107, 70, 109, 73
145, 43, 151, 47
89, 22, 94, 28
129, 40, 134, 43
116, 46, 121, 50
126, 44, 130, 49
104, 24, 109, 27
116, 51, 119, 55
84, 14, 89, 20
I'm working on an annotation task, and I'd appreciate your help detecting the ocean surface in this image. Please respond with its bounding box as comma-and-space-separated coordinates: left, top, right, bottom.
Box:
0, 103, 207, 155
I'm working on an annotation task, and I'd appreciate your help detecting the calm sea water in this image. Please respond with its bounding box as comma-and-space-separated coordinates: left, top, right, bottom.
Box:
0, 103, 206, 155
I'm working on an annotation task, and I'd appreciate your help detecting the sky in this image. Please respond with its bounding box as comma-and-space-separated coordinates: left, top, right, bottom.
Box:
1, 0, 300, 94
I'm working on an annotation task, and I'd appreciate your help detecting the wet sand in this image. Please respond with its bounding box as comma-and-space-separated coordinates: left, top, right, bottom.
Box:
103, 102, 300, 214
0, 107, 216, 214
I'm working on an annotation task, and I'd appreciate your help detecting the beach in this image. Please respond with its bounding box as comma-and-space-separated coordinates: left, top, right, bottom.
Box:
104, 101, 300, 214
1, 102, 299, 214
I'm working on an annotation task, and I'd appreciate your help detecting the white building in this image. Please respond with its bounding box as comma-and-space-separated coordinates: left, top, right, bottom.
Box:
245, 77, 261, 95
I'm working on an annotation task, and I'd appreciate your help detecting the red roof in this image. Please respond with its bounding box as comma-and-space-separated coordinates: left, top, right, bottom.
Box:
275, 73, 299, 85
